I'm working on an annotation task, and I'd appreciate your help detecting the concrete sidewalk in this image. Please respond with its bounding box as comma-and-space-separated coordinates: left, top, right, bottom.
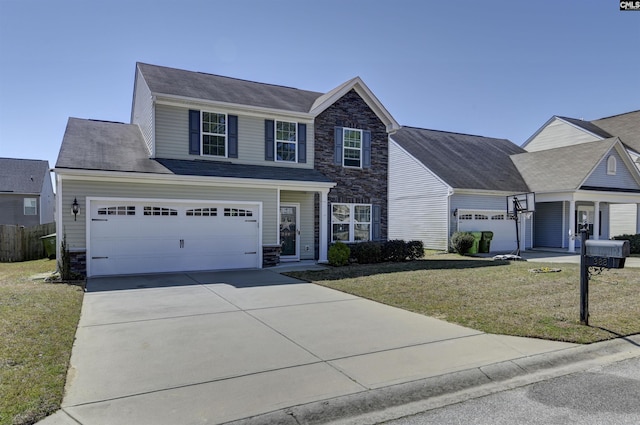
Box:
40, 268, 639, 425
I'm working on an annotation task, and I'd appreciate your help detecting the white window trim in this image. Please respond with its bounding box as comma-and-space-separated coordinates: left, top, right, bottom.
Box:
342, 127, 363, 169
607, 155, 617, 175
201, 111, 228, 158
275, 120, 297, 163
331, 202, 372, 242
24, 198, 37, 216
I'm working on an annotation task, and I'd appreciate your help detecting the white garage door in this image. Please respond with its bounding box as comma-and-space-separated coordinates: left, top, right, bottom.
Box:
89, 200, 260, 276
457, 209, 517, 252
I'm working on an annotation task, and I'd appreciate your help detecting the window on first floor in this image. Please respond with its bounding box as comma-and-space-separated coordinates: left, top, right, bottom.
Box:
24, 198, 37, 215
332, 203, 371, 242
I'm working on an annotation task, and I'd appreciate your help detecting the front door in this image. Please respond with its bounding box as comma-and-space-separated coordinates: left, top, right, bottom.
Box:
280, 204, 299, 260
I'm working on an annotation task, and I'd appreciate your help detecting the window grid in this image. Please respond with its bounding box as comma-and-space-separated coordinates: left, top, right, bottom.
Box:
186, 208, 218, 217
24, 198, 37, 216
98, 206, 136, 216
276, 121, 297, 162
224, 208, 253, 217
331, 203, 371, 242
343, 128, 362, 168
144, 206, 177, 216
202, 112, 226, 157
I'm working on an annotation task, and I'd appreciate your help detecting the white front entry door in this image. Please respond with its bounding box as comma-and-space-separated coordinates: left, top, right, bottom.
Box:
89, 200, 260, 276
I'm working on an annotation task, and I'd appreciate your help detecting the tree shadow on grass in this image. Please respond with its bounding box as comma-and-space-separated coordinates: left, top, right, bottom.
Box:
286, 257, 512, 282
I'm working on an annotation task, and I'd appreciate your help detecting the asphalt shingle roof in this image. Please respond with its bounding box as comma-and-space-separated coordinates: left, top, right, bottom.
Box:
56, 118, 333, 184
511, 138, 618, 192
137, 63, 324, 113
391, 126, 529, 192
592, 110, 640, 154
557, 116, 613, 139
0, 158, 49, 193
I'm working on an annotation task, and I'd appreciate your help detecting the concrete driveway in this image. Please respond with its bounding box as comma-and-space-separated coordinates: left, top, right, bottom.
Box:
51, 269, 577, 425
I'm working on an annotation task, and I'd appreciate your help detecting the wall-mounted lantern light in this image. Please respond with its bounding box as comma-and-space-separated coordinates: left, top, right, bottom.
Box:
72, 197, 80, 221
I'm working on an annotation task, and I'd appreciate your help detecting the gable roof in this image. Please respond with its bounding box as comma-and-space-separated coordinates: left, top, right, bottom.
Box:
510, 138, 621, 192
56, 118, 333, 184
0, 158, 50, 194
592, 110, 640, 154
556, 116, 613, 139
391, 126, 529, 192
137, 63, 323, 114
136, 63, 399, 131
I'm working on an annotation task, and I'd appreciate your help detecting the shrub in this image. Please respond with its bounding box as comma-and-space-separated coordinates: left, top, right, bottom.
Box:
407, 240, 425, 260
350, 241, 383, 264
328, 241, 350, 266
383, 239, 409, 262
450, 232, 475, 255
612, 234, 640, 254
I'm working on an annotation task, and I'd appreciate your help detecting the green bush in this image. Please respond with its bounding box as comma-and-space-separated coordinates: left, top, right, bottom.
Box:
383, 239, 409, 262
450, 232, 475, 255
407, 240, 425, 260
349, 241, 383, 264
612, 234, 640, 254
328, 241, 350, 266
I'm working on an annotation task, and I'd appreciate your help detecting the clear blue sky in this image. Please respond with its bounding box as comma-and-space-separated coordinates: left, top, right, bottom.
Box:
1, 0, 638, 175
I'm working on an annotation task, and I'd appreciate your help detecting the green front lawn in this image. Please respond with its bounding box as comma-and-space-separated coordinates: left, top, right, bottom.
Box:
0, 260, 83, 425
288, 253, 640, 344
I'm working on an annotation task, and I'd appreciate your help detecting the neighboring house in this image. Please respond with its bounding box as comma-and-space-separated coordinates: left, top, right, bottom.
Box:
55, 63, 398, 277
522, 111, 640, 240
0, 158, 55, 226
388, 127, 533, 252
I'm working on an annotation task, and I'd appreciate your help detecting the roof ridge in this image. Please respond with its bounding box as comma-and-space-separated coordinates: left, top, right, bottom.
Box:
400, 125, 508, 141
592, 109, 640, 121
137, 62, 323, 95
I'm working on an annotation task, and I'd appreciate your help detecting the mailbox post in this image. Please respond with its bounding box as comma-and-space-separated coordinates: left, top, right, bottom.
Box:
579, 234, 631, 326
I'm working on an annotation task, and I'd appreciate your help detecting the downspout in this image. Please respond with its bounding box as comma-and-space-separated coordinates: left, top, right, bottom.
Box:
447, 187, 454, 251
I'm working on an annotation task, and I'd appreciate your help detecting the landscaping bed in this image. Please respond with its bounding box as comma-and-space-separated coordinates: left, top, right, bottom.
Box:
288, 253, 640, 344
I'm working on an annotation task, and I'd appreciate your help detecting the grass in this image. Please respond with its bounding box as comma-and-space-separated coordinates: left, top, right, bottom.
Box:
0, 259, 83, 425
288, 253, 640, 344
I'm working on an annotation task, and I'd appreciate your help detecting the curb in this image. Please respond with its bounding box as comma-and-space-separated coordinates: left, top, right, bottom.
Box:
224, 335, 640, 425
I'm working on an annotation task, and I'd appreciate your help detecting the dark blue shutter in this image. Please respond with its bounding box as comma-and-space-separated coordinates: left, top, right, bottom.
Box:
363, 130, 372, 168
334, 127, 343, 165
372, 205, 381, 241
189, 110, 200, 155
265, 120, 274, 161
298, 123, 306, 163
228, 115, 238, 158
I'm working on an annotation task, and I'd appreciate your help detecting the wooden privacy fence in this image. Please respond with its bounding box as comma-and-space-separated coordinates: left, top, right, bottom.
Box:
0, 222, 56, 262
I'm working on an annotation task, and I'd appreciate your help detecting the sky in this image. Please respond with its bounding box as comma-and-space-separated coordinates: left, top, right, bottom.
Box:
0, 0, 638, 180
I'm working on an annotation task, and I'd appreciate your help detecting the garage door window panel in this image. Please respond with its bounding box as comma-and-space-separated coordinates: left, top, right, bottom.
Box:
186, 208, 218, 217
98, 206, 136, 216
144, 206, 178, 216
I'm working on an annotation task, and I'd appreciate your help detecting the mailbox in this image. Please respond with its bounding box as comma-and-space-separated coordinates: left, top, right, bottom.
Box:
584, 240, 630, 269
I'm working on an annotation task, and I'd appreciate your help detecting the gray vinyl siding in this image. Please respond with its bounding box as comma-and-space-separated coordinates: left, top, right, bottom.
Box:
583, 149, 640, 190
525, 118, 600, 152
610, 204, 637, 237
59, 178, 277, 250
131, 69, 154, 155
154, 104, 314, 168
535, 202, 563, 247
280, 191, 315, 260
450, 194, 508, 212
39, 174, 55, 225
388, 140, 450, 250
0, 194, 40, 227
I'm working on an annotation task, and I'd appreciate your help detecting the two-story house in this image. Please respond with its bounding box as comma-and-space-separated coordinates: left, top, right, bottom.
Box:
55, 63, 398, 277
0, 158, 55, 226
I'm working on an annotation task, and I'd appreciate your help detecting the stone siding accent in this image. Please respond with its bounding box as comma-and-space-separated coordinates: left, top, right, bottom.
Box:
70, 250, 87, 277
262, 244, 281, 267
314, 89, 389, 250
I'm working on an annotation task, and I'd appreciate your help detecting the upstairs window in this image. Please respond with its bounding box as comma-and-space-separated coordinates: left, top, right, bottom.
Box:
202, 112, 227, 157
607, 156, 617, 175
24, 198, 37, 216
276, 121, 297, 162
343, 128, 362, 168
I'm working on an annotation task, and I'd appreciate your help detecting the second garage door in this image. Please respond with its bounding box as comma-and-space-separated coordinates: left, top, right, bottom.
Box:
457, 209, 517, 252
89, 200, 260, 276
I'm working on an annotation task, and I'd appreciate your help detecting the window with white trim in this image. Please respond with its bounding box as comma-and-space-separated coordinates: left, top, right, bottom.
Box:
607, 155, 617, 175
343, 128, 362, 168
202, 111, 227, 157
276, 121, 297, 162
331, 203, 371, 242
24, 198, 37, 216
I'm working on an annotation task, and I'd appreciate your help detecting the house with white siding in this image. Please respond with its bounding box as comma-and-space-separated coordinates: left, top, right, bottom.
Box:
55, 63, 399, 277
522, 111, 640, 241
0, 158, 55, 226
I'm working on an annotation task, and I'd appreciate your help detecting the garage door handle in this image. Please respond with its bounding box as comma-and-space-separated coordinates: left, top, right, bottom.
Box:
244, 252, 257, 255
92, 256, 108, 259
179, 239, 184, 248
92, 219, 108, 222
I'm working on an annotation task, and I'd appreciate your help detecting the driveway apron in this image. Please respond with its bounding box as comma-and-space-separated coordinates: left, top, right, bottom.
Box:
59, 269, 575, 425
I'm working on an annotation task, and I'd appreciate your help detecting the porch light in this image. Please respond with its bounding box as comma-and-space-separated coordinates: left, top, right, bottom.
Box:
72, 198, 80, 221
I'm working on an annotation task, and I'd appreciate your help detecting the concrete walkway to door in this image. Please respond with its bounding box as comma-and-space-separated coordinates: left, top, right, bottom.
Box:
42, 268, 630, 425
